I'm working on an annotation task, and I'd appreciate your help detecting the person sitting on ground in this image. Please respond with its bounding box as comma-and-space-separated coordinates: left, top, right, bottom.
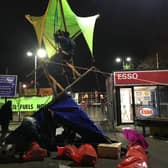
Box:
5, 116, 41, 155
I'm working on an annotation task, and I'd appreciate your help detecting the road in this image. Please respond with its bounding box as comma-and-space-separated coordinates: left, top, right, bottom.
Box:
0, 123, 168, 168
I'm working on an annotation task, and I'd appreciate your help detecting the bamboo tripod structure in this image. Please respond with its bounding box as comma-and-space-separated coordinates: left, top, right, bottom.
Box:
41, 60, 94, 98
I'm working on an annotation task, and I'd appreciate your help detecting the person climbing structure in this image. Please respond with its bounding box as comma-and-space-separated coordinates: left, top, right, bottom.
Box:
50, 30, 80, 90
54, 30, 76, 62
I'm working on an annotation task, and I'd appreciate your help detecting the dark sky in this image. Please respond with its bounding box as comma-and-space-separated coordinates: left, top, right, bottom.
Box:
0, 0, 168, 90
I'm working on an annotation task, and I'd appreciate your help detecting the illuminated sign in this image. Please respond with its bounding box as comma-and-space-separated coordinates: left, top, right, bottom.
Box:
39, 88, 53, 96
0, 75, 17, 97
114, 70, 168, 86
24, 88, 37, 96
140, 107, 154, 117
138, 106, 158, 119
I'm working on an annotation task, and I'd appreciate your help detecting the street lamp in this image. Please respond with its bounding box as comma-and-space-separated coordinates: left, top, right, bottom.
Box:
115, 56, 132, 70
26, 48, 47, 90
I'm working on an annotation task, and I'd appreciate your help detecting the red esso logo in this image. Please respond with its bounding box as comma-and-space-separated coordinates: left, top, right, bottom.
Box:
140, 108, 154, 117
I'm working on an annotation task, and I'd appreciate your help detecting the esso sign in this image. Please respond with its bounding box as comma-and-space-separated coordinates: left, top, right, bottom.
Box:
117, 73, 138, 80
140, 108, 154, 117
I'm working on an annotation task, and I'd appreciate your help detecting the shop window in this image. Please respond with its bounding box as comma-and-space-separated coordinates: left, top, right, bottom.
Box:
134, 86, 159, 119
159, 86, 168, 118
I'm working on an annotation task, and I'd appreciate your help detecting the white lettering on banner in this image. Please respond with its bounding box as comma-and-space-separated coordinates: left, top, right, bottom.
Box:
117, 73, 138, 80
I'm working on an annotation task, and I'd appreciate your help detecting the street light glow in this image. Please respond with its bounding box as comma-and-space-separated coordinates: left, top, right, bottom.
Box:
115, 57, 121, 63
26, 51, 33, 57
27, 48, 47, 58
36, 48, 47, 58
26, 48, 47, 91
22, 84, 27, 88
115, 56, 133, 70
126, 57, 131, 62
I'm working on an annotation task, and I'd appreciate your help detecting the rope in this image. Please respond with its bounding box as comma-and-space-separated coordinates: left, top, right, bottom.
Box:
54, 0, 59, 33
47, 60, 111, 77
25, 59, 111, 89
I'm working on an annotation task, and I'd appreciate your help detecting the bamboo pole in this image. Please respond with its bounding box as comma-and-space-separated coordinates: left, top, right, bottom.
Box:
59, 0, 67, 32
48, 74, 64, 92
66, 62, 81, 77
65, 66, 95, 92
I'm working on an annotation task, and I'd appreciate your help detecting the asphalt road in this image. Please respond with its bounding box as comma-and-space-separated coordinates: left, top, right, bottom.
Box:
0, 151, 123, 168
0, 129, 168, 168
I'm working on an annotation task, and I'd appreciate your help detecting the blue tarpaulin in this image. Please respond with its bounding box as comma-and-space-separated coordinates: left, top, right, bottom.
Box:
34, 93, 109, 144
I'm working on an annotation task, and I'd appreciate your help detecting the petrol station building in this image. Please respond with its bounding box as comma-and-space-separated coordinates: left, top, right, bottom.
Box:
106, 69, 168, 127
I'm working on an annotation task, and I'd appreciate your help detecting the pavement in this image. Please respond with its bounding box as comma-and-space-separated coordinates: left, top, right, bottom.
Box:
0, 121, 168, 168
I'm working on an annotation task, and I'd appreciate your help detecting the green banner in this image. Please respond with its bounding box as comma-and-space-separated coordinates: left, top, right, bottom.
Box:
0, 96, 53, 112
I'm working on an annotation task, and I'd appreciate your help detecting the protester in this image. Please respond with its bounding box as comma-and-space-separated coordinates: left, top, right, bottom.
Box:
50, 30, 77, 88
54, 30, 76, 62
5, 116, 41, 155
38, 108, 56, 150
0, 101, 13, 143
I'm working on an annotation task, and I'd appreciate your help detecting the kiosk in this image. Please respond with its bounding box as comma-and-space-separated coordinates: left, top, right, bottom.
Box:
106, 70, 168, 136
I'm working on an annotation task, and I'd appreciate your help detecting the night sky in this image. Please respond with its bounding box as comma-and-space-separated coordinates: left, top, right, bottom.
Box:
0, 0, 168, 90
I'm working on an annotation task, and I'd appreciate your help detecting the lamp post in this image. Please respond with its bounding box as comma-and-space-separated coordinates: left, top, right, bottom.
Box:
115, 56, 132, 70
26, 48, 47, 90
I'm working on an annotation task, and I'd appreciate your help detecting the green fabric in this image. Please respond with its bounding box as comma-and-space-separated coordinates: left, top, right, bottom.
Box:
76, 14, 100, 57
25, 0, 99, 58
0, 96, 53, 112
44, 0, 81, 57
